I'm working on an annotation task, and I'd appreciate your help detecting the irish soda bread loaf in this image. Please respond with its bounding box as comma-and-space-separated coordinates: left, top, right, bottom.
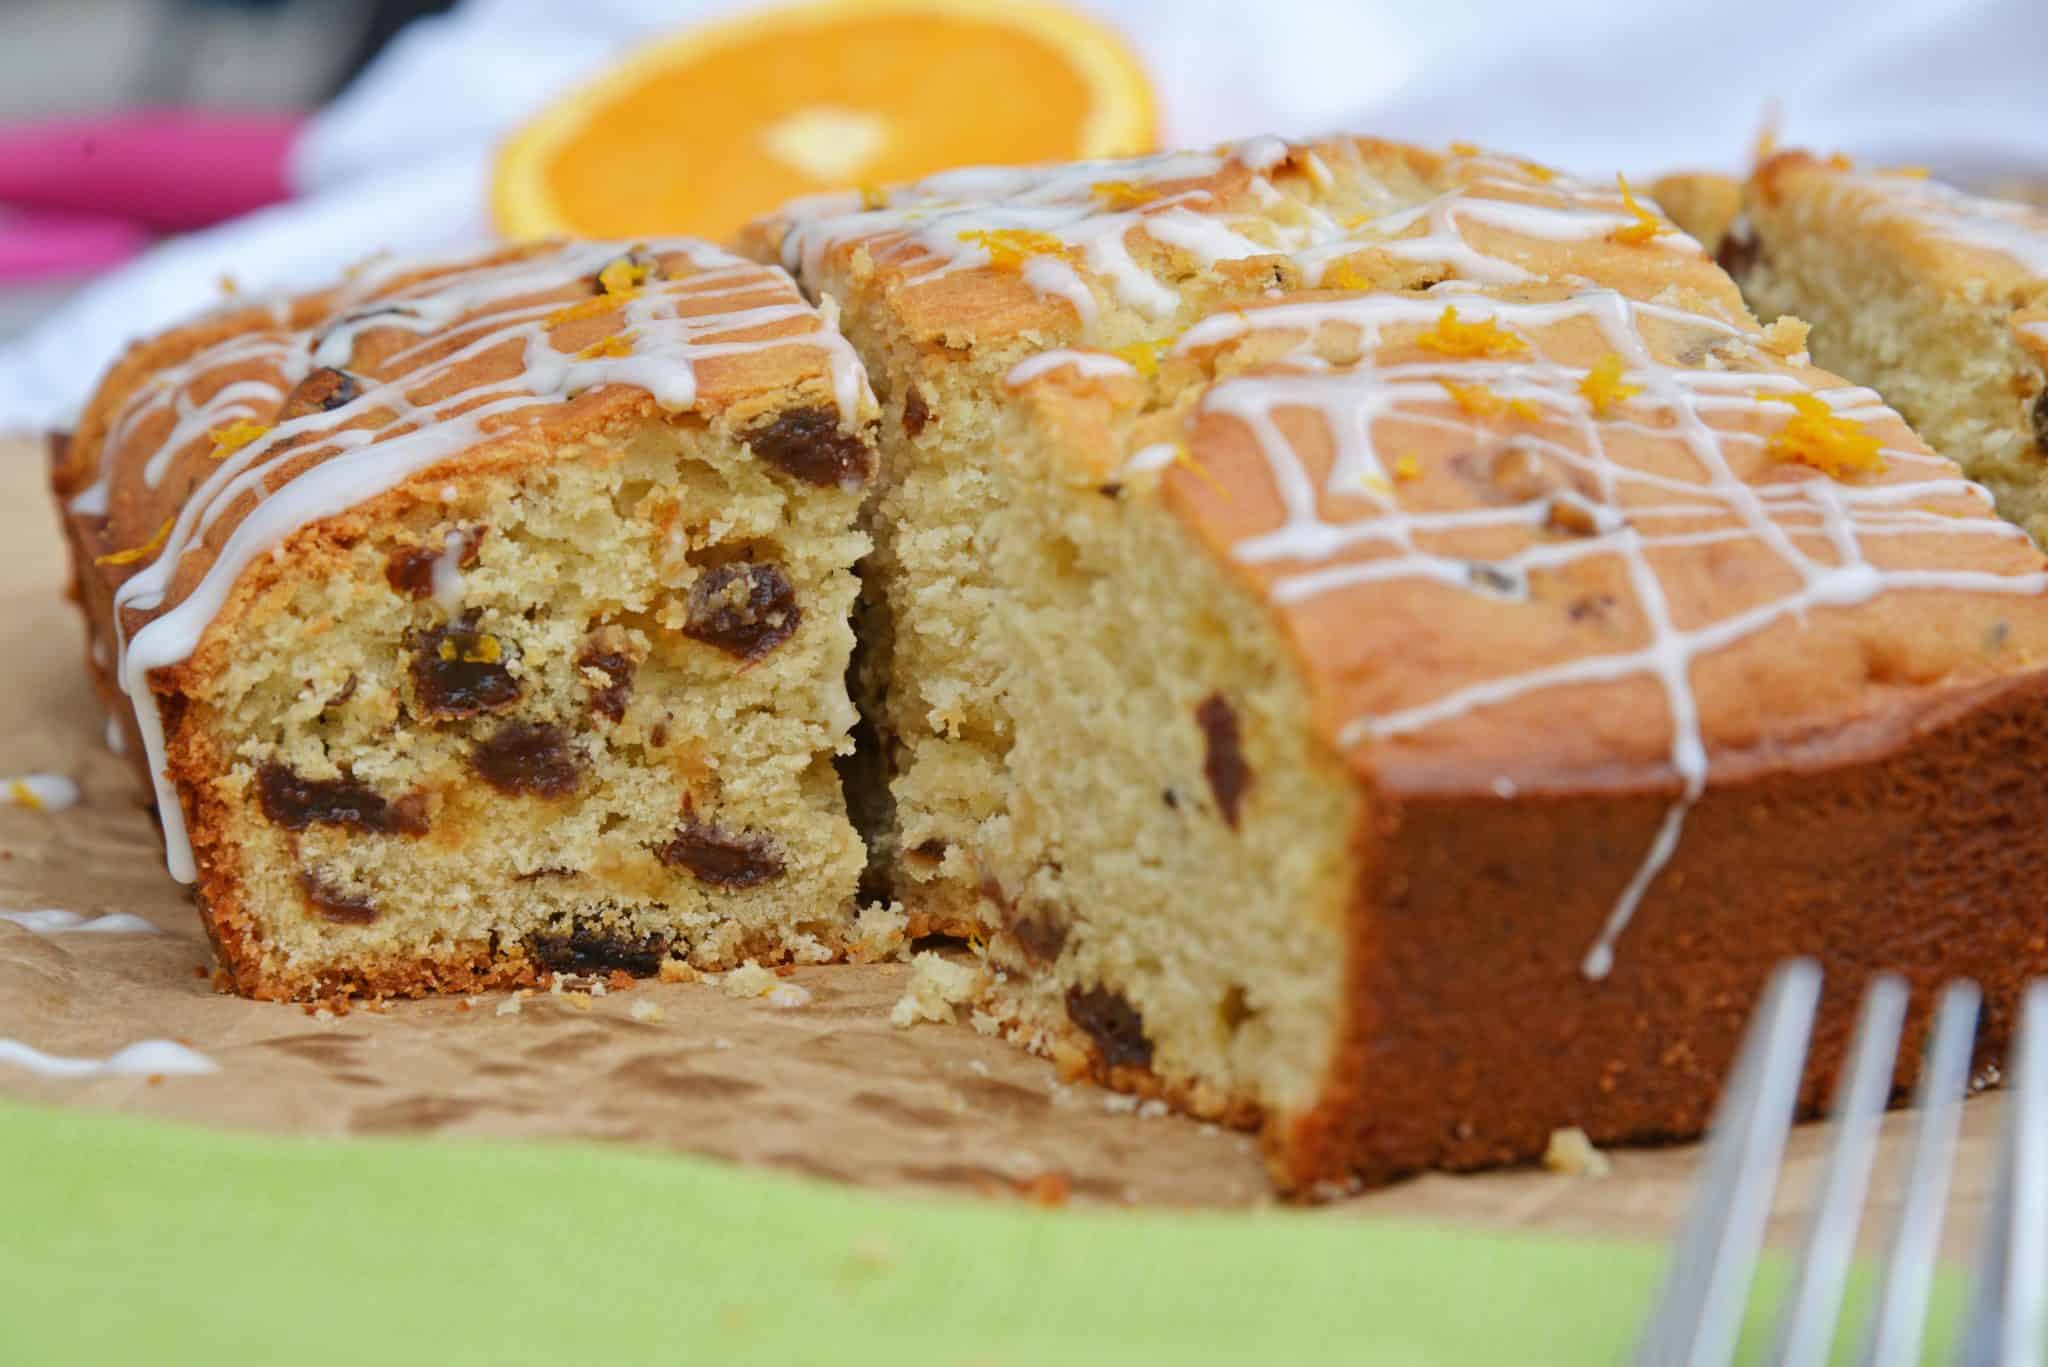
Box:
747, 136, 2048, 1188
1715, 153, 2048, 544
53, 240, 880, 999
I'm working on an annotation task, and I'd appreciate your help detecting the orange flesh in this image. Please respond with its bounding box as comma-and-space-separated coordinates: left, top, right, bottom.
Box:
544, 15, 1097, 241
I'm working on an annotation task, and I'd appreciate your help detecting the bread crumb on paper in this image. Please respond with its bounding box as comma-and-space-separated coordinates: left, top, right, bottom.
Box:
1543, 1126, 1612, 1177
889, 951, 983, 1028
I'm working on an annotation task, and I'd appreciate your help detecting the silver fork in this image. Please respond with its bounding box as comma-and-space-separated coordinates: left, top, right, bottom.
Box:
1634, 960, 2048, 1366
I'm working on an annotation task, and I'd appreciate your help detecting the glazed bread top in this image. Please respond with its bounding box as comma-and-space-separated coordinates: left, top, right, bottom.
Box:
755, 135, 2048, 974
53, 238, 875, 882
1753, 151, 2048, 321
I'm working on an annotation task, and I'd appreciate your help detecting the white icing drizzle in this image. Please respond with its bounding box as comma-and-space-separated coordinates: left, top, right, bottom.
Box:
774, 138, 1696, 341
1848, 173, 2048, 276
0, 909, 157, 934
0, 1038, 216, 1078
1122, 442, 1182, 475
1171, 287, 2042, 977
429, 529, 469, 614
1004, 350, 1139, 387
0, 774, 79, 811
86, 239, 870, 884
105, 715, 126, 755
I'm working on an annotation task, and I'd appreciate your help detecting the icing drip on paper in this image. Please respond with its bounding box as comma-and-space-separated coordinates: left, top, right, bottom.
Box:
0, 909, 158, 934
86, 239, 872, 884
0, 1038, 216, 1078
1, 775, 79, 811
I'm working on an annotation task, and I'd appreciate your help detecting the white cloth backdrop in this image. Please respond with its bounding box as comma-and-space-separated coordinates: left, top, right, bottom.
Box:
2, 0, 2043, 430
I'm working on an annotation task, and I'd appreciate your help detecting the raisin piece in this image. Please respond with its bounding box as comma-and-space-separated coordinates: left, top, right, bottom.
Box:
906, 838, 948, 865
514, 866, 580, 882
386, 528, 482, 600
743, 407, 875, 488
2032, 389, 2048, 457
528, 921, 668, 977
1195, 693, 1251, 829
298, 871, 377, 925
1568, 593, 1618, 624
409, 611, 521, 717
683, 562, 800, 662
656, 816, 785, 888
257, 763, 429, 836
902, 386, 931, 437
577, 641, 637, 722
1715, 218, 1761, 280
471, 722, 582, 798
1066, 985, 1153, 1069
278, 367, 362, 422
1097, 482, 1124, 499
1010, 908, 1069, 962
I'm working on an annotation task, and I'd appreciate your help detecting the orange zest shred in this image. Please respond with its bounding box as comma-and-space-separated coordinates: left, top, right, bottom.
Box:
1393, 454, 1421, 482
1447, 140, 1481, 158
208, 419, 271, 459
1413, 306, 1528, 359
547, 291, 638, 327
1515, 157, 1557, 184
438, 633, 504, 665
1437, 379, 1539, 421
956, 228, 1067, 269
1112, 335, 1174, 378
1759, 391, 1886, 478
7, 779, 43, 811
858, 183, 888, 211
1579, 354, 1643, 416
1825, 152, 1855, 172
1608, 173, 1666, 246
1880, 165, 1930, 179
1091, 180, 1156, 209
96, 517, 174, 567
573, 331, 636, 361
1321, 260, 1374, 292
597, 256, 651, 295
1167, 444, 1232, 501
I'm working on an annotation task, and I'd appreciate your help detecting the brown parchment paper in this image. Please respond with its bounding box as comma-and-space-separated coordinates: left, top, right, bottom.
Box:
0, 434, 2006, 1253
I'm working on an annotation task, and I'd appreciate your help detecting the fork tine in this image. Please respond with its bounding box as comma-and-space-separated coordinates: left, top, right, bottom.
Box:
1853, 981, 1980, 1367
1768, 973, 1910, 1367
1636, 959, 1822, 1367
1956, 980, 2048, 1367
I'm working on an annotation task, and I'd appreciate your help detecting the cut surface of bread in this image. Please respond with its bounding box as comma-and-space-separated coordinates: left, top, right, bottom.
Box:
53, 240, 882, 1000
1728, 152, 2048, 544
749, 136, 2048, 1188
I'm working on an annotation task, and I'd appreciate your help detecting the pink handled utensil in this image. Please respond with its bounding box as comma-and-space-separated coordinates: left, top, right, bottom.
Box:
0, 109, 305, 233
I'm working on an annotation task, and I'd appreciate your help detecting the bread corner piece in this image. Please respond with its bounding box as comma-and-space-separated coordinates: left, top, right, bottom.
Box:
1730, 150, 2048, 543
750, 137, 2048, 1192
51, 240, 878, 1000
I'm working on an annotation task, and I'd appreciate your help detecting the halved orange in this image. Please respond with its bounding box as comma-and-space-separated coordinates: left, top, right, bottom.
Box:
492, 0, 1158, 245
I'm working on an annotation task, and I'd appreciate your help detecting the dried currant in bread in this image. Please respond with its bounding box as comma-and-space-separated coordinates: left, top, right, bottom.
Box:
656, 814, 785, 887
577, 630, 638, 722
1065, 985, 1153, 1069
2032, 389, 2048, 456
683, 562, 800, 662
298, 871, 378, 925
471, 722, 582, 798
743, 407, 875, 488
528, 919, 668, 976
257, 762, 429, 836
1195, 693, 1250, 829
277, 367, 362, 421
385, 527, 482, 599
409, 611, 521, 717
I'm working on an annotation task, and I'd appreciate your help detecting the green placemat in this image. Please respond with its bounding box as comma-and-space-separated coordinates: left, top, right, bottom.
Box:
0, 1100, 1956, 1365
